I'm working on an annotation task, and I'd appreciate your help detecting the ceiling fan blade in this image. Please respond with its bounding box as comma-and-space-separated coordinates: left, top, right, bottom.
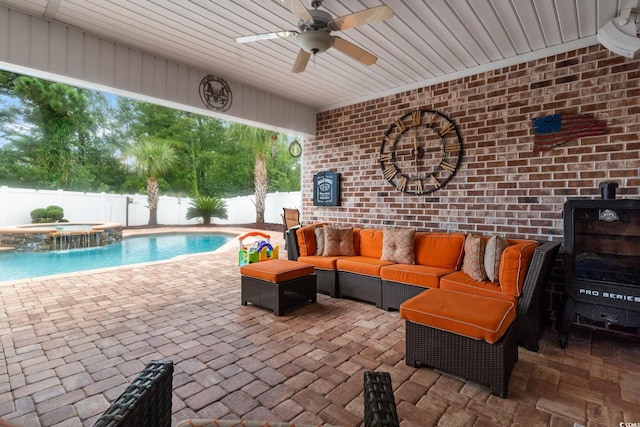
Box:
332, 37, 377, 65
331, 5, 394, 31
235, 31, 298, 44
292, 49, 311, 73
281, 0, 313, 21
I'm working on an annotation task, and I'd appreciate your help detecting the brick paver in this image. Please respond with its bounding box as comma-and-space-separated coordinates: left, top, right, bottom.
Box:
1, 227, 640, 426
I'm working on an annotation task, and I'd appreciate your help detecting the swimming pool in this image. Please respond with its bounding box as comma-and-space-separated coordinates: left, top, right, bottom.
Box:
0, 232, 233, 282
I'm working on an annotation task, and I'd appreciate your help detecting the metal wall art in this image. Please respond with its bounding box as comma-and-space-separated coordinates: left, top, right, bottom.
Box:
199, 75, 232, 112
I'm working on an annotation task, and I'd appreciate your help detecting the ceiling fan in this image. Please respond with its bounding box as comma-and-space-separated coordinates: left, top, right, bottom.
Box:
234, 0, 394, 73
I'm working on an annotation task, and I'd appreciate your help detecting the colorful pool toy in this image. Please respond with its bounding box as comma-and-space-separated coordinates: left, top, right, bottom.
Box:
238, 231, 279, 266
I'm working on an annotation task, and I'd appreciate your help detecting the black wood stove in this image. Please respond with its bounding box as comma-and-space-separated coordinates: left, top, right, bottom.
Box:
557, 182, 640, 348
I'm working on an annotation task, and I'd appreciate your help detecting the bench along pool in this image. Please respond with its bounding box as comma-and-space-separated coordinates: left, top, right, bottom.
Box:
0, 232, 233, 282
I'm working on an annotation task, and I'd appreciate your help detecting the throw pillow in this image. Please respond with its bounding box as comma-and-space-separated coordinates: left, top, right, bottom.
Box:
462, 234, 486, 281
314, 226, 325, 256
323, 226, 355, 256
381, 228, 415, 264
484, 235, 509, 282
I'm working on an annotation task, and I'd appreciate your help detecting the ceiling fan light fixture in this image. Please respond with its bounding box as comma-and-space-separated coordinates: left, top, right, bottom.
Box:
296, 30, 334, 54
597, 8, 640, 58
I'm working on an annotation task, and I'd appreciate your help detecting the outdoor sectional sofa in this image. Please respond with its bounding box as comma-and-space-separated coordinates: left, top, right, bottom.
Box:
287, 223, 561, 397
290, 224, 539, 310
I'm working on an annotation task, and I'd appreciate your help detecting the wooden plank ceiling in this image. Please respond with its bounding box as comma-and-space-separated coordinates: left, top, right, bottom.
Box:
0, 0, 628, 111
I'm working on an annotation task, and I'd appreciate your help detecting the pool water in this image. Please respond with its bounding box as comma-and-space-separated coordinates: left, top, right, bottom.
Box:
0, 233, 233, 282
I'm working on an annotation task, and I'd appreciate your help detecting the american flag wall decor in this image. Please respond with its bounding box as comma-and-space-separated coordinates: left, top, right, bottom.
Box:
531, 113, 607, 152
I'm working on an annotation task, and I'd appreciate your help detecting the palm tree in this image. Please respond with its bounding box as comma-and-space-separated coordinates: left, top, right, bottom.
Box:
186, 195, 228, 225
127, 136, 178, 225
228, 124, 286, 223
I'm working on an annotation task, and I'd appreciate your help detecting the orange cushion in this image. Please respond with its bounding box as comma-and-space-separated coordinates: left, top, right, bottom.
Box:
240, 259, 314, 283
399, 289, 516, 344
499, 241, 537, 297
440, 239, 537, 300
439, 271, 515, 303
358, 229, 384, 258
296, 224, 320, 257
336, 256, 395, 277
297, 255, 344, 270
380, 264, 451, 288
414, 232, 465, 269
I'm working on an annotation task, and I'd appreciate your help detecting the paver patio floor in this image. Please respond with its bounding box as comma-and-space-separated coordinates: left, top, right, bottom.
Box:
1, 227, 639, 426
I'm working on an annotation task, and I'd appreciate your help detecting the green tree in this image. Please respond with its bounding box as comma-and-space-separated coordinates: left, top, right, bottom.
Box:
113, 99, 227, 197
1, 71, 301, 207
227, 124, 288, 223
267, 142, 301, 192
127, 136, 178, 225
0, 71, 125, 191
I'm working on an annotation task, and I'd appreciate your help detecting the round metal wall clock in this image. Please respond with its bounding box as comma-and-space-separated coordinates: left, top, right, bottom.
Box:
288, 140, 302, 157
379, 108, 463, 195
199, 75, 232, 112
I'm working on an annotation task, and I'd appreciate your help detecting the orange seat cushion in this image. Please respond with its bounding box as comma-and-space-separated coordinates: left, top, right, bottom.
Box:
400, 289, 516, 344
380, 264, 452, 288
297, 255, 344, 270
336, 256, 395, 277
439, 271, 516, 303
240, 259, 314, 283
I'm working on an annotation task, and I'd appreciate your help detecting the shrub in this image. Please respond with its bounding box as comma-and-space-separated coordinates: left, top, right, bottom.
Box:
186, 196, 228, 225
30, 205, 68, 223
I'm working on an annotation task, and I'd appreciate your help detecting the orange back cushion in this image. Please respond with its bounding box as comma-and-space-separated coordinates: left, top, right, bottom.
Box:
414, 232, 465, 270
499, 239, 538, 297
358, 228, 384, 258
296, 224, 319, 257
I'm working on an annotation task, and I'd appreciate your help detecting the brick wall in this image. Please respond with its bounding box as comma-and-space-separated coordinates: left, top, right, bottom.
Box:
302, 44, 640, 321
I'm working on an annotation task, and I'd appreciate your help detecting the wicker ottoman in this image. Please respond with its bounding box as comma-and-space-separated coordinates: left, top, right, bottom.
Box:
241, 259, 316, 316
400, 288, 518, 398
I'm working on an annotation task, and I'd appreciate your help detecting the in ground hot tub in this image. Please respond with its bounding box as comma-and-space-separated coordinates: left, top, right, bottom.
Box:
0, 222, 122, 251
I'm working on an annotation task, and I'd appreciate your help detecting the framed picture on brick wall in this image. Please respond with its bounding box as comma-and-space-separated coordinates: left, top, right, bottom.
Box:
313, 171, 340, 206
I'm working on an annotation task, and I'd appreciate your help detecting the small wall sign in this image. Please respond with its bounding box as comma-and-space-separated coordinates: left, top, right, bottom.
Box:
313, 171, 340, 206
199, 75, 232, 112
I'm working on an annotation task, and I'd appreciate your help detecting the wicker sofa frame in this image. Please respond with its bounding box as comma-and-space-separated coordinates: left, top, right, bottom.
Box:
316, 269, 339, 297
381, 281, 429, 312
338, 271, 383, 307
515, 241, 561, 351
94, 360, 173, 427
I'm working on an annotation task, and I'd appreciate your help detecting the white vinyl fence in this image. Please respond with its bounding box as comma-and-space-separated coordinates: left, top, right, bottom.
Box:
0, 186, 301, 227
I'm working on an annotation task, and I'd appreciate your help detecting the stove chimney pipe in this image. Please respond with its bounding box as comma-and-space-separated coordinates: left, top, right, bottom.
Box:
599, 181, 619, 200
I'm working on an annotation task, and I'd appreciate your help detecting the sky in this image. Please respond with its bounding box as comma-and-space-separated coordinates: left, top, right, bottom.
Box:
0, 93, 24, 147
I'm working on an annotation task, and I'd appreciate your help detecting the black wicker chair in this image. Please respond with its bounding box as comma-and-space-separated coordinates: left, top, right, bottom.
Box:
364, 371, 400, 427
93, 360, 173, 427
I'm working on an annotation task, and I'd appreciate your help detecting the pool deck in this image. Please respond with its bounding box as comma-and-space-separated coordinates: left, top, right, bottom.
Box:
1, 226, 640, 426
